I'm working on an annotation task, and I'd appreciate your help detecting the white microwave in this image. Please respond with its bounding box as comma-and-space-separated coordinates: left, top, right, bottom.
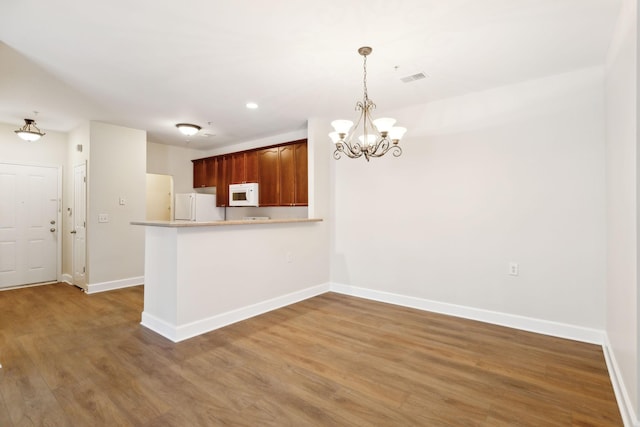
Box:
229, 183, 259, 206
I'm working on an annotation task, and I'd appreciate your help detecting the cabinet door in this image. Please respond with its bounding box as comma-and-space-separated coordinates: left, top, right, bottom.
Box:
257, 148, 279, 206
229, 152, 246, 184
216, 155, 231, 206
279, 145, 295, 206
245, 151, 258, 183
193, 159, 207, 188
293, 142, 308, 205
205, 157, 218, 187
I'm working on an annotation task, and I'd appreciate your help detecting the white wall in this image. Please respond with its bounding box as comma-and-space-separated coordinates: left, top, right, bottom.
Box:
142, 221, 329, 341
605, 0, 639, 422
88, 122, 146, 288
307, 119, 332, 220
147, 142, 200, 194
331, 67, 607, 330
0, 121, 68, 166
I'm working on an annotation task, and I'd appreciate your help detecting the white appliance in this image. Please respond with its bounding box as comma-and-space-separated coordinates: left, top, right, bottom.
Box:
229, 183, 259, 207
174, 193, 224, 221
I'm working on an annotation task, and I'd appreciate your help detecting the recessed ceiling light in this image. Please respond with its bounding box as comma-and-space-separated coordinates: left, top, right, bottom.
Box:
246, 102, 258, 109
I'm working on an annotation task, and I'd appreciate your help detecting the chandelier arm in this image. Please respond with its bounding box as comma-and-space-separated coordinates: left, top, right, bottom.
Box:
370, 143, 402, 158
334, 147, 360, 160
391, 146, 403, 157
334, 142, 361, 159
374, 138, 391, 156
345, 141, 362, 157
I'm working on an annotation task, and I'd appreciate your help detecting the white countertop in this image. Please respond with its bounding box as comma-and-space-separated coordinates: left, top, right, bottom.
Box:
131, 218, 323, 227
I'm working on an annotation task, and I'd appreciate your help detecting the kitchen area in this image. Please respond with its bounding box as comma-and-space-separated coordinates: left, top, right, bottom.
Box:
146, 138, 309, 224
135, 129, 329, 342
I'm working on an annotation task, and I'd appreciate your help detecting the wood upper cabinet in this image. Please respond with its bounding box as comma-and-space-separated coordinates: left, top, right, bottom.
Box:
278, 140, 308, 206
230, 151, 259, 184
215, 155, 231, 207
192, 159, 207, 188
256, 140, 308, 207
257, 147, 280, 206
245, 151, 258, 182
192, 157, 218, 188
230, 152, 244, 184
293, 141, 308, 206
279, 144, 295, 206
192, 139, 307, 206
205, 157, 217, 187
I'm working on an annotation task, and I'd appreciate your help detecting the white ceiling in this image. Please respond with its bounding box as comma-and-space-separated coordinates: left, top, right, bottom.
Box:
0, 0, 621, 150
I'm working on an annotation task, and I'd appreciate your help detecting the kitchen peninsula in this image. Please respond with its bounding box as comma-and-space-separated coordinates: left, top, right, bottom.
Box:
131, 218, 326, 342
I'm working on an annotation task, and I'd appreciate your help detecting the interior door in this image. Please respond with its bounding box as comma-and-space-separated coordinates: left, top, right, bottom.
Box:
146, 173, 173, 221
0, 163, 59, 288
72, 163, 87, 290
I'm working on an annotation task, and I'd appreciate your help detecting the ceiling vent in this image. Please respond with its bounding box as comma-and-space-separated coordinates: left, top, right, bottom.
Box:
400, 72, 427, 83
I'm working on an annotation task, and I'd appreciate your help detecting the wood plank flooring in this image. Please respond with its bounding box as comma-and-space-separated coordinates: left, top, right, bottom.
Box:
0, 283, 622, 426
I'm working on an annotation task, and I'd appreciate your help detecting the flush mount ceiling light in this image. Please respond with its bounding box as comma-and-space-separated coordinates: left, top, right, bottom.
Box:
330, 46, 407, 161
175, 123, 201, 136
15, 118, 46, 141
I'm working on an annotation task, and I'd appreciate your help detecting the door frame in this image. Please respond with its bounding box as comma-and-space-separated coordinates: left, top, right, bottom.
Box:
72, 162, 87, 291
0, 162, 63, 286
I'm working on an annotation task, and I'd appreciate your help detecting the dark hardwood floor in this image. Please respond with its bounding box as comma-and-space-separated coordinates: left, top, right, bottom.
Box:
0, 283, 622, 426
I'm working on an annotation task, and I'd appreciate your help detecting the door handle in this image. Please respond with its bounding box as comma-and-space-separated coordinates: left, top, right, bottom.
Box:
70, 230, 77, 234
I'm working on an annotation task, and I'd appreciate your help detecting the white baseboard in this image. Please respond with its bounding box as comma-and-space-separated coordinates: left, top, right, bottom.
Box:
141, 282, 331, 342
61, 273, 73, 285
330, 282, 605, 345
86, 276, 144, 294
140, 312, 178, 342
603, 336, 639, 427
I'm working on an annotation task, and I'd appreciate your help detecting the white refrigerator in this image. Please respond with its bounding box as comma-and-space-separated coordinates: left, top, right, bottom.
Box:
174, 193, 224, 221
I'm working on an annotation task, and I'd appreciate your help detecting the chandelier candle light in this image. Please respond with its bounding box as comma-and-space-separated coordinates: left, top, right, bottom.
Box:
330, 46, 407, 161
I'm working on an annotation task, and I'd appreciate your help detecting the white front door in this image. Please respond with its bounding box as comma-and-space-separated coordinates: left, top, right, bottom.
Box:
72, 163, 87, 290
0, 163, 59, 288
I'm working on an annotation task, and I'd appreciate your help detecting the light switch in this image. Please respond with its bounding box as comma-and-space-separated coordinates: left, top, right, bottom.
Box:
119, 197, 126, 206
509, 262, 519, 276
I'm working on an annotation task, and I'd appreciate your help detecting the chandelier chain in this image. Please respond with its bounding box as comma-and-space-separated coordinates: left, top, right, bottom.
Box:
362, 54, 368, 103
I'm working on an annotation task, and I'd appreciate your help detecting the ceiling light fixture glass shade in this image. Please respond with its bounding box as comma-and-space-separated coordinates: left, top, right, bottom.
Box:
15, 118, 46, 141
330, 46, 407, 161
175, 123, 201, 136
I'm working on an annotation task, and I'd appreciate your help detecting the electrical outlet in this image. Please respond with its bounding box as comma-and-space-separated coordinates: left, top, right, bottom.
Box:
509, 262, 519, 276
98, 213, 109, 223
286, 252, 293, 263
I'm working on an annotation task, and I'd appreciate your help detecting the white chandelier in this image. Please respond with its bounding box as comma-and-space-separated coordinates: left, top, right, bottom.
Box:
330, 46, 407, 161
